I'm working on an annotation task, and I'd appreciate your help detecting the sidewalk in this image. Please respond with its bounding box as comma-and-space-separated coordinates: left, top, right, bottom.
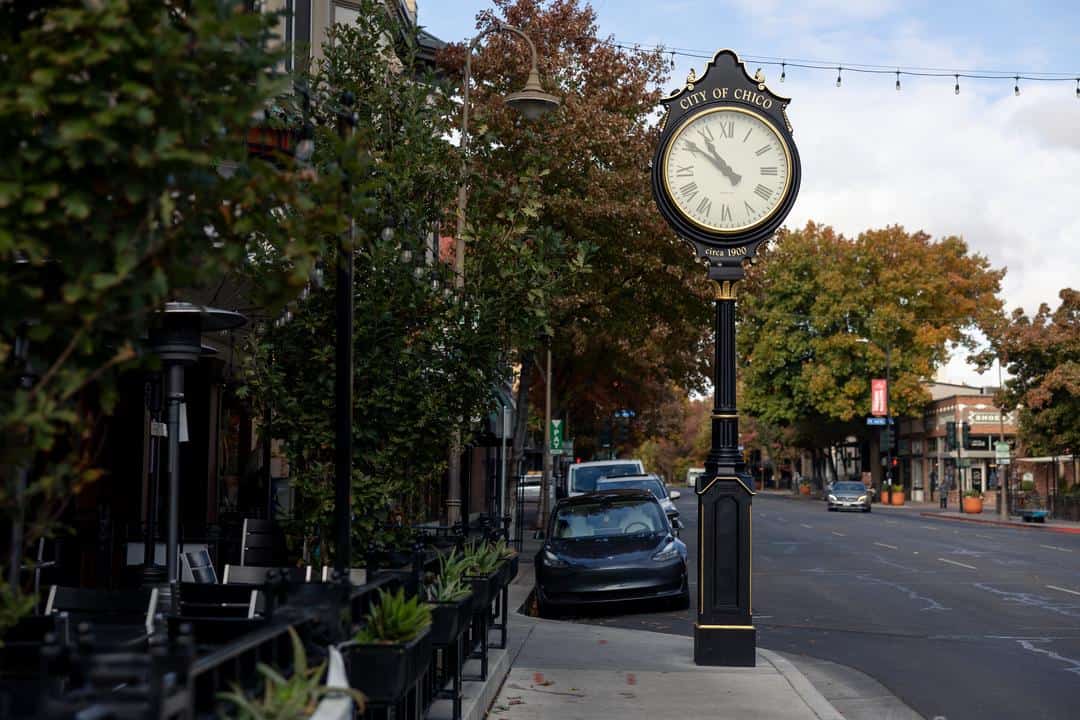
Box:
913, 508, 1080, 534
489, 540, 846, 720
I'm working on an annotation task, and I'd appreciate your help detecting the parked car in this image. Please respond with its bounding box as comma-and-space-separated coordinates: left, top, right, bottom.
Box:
534, 489, 689, 616
596, 473, 682, 529
827, 481, 872, 512
566, 459, 645, 497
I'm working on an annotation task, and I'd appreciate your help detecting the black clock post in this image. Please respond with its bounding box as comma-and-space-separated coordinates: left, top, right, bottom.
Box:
650, 50, 801, 667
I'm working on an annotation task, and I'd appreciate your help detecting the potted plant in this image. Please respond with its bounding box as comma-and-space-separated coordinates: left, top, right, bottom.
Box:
799, 480, 811, 496
890, 484, 905, 505
340, 587, 432, 705
424, 550, 473, 647
218, 627, 366, 719
962, 489, 984, 514
462, 541, 503, 612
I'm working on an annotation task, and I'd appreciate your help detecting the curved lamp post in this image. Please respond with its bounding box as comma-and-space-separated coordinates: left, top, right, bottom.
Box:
447, 21, 559, 525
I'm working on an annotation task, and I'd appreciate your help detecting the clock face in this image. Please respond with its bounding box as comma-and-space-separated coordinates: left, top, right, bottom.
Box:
662, 106, 791, 234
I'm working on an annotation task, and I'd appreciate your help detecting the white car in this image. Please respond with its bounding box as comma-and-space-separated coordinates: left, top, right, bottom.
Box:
519, 473, 555, 506
566, 459, 645, 497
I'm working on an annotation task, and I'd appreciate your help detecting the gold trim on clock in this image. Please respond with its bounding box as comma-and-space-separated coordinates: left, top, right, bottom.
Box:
661, 105, 793, 235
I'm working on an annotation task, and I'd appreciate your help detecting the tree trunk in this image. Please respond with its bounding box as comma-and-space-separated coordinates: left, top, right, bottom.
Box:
507, 349, 535, 540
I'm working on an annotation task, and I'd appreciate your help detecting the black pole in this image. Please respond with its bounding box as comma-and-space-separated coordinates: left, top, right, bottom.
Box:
695, 264, 755, 667
165, 362, 184, 605
334, 93, 356, 575
885, 343, 892, 488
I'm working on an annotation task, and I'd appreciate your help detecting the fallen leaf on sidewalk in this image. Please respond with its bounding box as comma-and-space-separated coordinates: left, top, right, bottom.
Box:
535, 680, 554, 686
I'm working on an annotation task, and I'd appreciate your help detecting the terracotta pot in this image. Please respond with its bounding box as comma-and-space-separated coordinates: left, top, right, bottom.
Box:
890, 491, 905, 506
799, 485, 811, 496
962, 496, 983, 514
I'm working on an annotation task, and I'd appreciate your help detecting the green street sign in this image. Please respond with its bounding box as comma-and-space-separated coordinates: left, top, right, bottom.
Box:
550, 419, 564, 454
995, 441, 1011, 465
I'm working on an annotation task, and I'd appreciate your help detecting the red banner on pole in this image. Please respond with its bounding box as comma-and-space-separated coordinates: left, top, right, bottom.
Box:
871, 379, 888, 416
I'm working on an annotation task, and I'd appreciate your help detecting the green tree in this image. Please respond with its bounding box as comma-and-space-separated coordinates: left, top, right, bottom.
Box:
739, 222, 1004, 479
439, 0, 713, 463
240, 5, 587, 561
0, 0, 336, 629
982, 288, 1080, 457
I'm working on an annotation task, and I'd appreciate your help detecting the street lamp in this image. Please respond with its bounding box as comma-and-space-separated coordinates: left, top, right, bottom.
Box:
447, 20, 560, 524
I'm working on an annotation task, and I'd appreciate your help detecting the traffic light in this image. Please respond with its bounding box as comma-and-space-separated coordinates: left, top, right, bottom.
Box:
945, 421, 957, 451
961, 422, 972, 450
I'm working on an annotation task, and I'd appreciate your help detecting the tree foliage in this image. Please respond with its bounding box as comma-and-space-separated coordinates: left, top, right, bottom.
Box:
739, 222, 1005, 450
439, 0, 714, 455
240, 4, 588, 561
981, 288, 1080, 456
0, 0, 335, 618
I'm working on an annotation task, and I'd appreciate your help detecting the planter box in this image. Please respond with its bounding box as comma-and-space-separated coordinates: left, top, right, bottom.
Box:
428, 594, 471, 647
340, 626, 431, 704
506, 554, 519, 584
466, 572, 498, 612
962, 497, 984, 514
890, 492, 905, 506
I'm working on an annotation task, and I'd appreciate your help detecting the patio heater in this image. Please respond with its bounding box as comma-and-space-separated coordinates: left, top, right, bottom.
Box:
147, 302, 245, 606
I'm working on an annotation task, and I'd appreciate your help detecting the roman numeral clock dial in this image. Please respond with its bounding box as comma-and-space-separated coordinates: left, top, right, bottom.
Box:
662, 107, 791, 234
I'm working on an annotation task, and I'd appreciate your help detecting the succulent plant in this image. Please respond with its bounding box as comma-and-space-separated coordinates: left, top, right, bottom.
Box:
354, 587, 431, 645
217, 626, 365, 719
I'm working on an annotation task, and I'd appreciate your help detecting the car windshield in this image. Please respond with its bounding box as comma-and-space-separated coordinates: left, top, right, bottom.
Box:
571, 464, 640, 493
596, 477, 666, 501
552, 499, 667, 538
833, 482, 866, 494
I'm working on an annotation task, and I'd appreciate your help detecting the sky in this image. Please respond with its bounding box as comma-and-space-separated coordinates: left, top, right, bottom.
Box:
419, 1, 1080, 387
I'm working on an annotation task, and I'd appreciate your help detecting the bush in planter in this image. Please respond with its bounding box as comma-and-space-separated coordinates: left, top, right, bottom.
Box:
218, 627, 365, 719
342, 587, 432, 704
963, 489, 983, 499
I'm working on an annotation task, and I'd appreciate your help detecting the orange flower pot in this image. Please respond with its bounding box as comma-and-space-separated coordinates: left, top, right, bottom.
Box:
962, 496, 983, 514
799, 485, 811, 496
890, 491, 905, 506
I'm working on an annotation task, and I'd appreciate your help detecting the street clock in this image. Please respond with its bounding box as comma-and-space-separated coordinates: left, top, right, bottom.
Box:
651, 49, 801, 266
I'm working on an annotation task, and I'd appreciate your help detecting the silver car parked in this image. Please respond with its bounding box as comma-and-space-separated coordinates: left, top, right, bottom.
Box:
827, 481, 871, 512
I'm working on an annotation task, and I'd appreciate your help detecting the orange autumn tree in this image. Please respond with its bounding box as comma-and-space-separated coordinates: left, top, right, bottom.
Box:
739, 222, 1005, 478
439, 0, 714, 464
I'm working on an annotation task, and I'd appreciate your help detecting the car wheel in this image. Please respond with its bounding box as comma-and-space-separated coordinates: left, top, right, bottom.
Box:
864, 506, 871, 513
827, 506, 835, 511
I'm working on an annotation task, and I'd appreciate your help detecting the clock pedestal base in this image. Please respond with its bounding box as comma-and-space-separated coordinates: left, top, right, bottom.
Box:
694, 624, 756, 666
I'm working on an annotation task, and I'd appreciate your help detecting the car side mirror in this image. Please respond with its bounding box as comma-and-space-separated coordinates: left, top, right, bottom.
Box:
669, 490, 681, 500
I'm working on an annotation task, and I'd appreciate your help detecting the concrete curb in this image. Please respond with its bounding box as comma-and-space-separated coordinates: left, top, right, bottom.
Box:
428, 637, 514, 720
759, 648, 846, 720
918, 511, 1080, 534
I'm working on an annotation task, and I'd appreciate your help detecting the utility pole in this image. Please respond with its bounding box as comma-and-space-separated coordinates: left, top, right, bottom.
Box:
998, 357, 1009, 519
539, 343, 553, 534
885, 342, 893, 488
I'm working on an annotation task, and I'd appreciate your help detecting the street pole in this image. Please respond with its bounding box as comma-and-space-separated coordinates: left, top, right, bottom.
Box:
334, 93, 356, 575
998, 356, 1008, 520
539, 343, 553, 533
447, 22, 558, 526
885, 342, 893, 489
694, 267, 755, 667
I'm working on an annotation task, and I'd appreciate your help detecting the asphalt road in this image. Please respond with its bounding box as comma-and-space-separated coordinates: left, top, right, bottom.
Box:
566, 491, 1080, 720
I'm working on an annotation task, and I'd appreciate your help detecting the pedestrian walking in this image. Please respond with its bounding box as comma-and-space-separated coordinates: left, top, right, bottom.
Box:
940, 470, 951, 509
929, 469, 938, 502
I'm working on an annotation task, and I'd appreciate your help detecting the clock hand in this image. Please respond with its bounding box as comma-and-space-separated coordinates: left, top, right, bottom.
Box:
682, 139, 729, 176
700, 135, 742, 185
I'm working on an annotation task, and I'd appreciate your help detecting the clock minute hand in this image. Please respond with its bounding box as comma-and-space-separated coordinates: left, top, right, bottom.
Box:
700, 136, 742, 185
682, 139, 728, 175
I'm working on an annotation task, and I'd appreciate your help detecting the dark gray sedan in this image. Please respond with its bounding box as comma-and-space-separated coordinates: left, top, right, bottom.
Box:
534, 489, 689, 617
827, 481, 871, 512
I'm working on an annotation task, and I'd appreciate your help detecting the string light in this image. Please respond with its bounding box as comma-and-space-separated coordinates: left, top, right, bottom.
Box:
895, 70, 901, 91
595, 38, 1079, 98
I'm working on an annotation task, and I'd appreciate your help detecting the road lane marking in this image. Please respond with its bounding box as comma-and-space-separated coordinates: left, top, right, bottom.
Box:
1040, 544, 1073, 553
975, 534, 994, 539
874, 542, 898, 550
800, 523, 813, 529
921, 525, 941, 531
831, 531, 846, 537
885, 520, 898, 525
1046, 584, 1080, 597
938, 557, 977, 570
